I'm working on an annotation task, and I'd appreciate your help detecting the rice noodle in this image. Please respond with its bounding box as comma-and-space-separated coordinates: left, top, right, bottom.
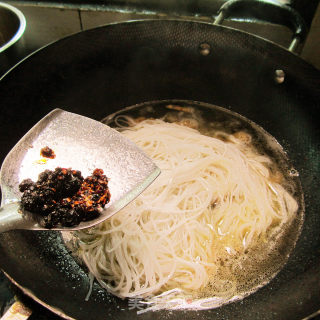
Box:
77, 119, 298, 302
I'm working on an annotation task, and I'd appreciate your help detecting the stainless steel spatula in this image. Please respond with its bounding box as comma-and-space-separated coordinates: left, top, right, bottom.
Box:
0, 109, 160, 232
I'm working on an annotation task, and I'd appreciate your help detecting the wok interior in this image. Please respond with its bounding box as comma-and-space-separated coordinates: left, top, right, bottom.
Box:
0, 20, 319, 320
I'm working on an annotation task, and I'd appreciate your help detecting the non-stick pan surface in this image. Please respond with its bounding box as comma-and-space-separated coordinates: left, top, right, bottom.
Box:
0, 20, 319, 320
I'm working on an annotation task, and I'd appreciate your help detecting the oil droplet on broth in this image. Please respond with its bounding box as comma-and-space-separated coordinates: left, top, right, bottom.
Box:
288, 168, 299, 177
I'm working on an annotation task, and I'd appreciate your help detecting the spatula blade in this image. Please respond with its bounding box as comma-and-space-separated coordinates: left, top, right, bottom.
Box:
0, 109, 160, 230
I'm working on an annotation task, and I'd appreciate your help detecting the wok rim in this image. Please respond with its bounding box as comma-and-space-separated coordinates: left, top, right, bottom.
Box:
2, 270, 75, 320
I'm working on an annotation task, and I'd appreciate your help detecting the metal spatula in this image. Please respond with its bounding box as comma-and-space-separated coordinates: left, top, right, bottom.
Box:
0, 109, 160, 232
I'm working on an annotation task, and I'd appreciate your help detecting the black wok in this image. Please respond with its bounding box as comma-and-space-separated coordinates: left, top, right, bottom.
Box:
0, 4, 319, 320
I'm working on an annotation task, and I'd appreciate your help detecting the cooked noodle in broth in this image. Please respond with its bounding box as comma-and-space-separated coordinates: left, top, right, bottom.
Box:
76, 108, 301, 310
